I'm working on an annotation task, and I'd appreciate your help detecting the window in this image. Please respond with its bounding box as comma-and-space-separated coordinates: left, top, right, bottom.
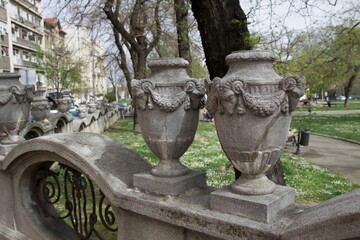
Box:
13, 49, 20, 58
9, 3, 18, 18
22, 30, 27, 40
23, 51, 29, 61
31, 54, 37, 63
0, 0, 5, 8
28, 32, 35, 42
28, 14, 34, 24
19, 8, 27, 22
0, 22, 7, 36
34, 18, 41, 27
0, 28, 6, 37
37, 36, 42, 45
1, 46, 9, 56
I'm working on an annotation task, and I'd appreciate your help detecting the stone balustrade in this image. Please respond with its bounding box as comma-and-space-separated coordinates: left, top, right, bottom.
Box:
0, 133, 359, 240
0, 60, 359, 240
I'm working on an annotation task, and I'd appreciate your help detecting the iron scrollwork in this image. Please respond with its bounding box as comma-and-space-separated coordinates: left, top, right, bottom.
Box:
36, 163, 118, 240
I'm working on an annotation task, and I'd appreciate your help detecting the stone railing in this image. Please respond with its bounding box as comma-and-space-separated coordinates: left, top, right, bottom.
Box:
0, 132, 359, 240
0, 56, 359, 239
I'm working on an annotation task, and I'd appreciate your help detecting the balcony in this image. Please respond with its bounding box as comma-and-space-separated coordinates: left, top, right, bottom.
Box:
13, 37, 37, 50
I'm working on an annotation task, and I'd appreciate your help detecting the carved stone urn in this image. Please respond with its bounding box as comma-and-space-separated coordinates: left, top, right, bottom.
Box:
57, 95, 72, 113
131, 58, 205, 177
95, 100, 103, 110
77, 105, 88, 119
0, 73, 34, 144
31, 87, 51, 123
206, 51, 305, 195
88, 103, 97, 114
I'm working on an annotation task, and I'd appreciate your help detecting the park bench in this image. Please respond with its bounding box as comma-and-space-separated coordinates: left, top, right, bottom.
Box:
323, 102, 337, 107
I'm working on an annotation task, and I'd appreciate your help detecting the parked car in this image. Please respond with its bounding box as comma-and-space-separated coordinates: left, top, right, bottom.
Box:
117, 102, 128, 110
336, 95, 346, 101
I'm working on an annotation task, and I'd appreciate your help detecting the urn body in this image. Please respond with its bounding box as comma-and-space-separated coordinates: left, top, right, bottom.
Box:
132, 58, 205, 177
0, 73, 34, 144
206, 51, 305, 195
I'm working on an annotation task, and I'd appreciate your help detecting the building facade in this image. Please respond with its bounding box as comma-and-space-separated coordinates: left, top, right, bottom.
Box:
64, 24, 107, 102
1, 1, 107, 100
0, 0, 44, 86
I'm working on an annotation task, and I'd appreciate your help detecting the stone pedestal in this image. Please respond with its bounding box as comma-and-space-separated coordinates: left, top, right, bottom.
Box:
210, 185, 295, 223
133, 170, 206, 196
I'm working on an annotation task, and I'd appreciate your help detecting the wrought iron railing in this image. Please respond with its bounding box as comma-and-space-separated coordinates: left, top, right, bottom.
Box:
35, 163, 117, 240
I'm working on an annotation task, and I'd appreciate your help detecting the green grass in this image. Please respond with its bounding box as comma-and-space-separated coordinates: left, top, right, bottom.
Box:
290, 114, 360, 142
281, 152, 358, 203
296, 101, 360, 112
104, 119, 359, 203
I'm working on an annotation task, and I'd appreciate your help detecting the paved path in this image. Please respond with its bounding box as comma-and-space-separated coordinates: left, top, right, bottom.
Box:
286, 134, 360, 184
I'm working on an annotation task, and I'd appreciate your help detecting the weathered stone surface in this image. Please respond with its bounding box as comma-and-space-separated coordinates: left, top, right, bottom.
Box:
206, 50, 305, 195
133, 170, 206, 195
0, 133, 151, 240
0, 132, 359, 240
115, 207, 221, 240
210, 185, 295, 223
0, 73, 34, 144
282, 188, 360, 239
131, 58, 205, 177
0, 144, 16, 156
0, 172, 15, 229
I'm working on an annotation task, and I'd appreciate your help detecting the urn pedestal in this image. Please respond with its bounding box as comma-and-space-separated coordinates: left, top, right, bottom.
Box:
131, 58, 206, 195
206, 51, 305, 222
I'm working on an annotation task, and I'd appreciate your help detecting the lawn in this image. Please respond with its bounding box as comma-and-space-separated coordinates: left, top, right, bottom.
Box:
290, 114, 360, 143
103, 119, 359, 204
297, 101, 360, 112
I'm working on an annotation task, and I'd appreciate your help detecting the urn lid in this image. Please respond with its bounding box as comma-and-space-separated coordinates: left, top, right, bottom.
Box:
225, 50, 275, 63
148, 58, 189, 68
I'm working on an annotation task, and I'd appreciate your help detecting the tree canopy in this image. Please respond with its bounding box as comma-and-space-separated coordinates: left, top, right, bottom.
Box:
34, 44, 83, 97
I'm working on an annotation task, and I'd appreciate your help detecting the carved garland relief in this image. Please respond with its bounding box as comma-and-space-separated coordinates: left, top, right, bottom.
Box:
131, 79, 206, 112
206, 76, 305, 117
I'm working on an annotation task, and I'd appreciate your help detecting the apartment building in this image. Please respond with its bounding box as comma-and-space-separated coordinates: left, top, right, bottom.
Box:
0, 0, 43, 86
0, 0, 11, 72
64, 24, 107, 102
1, 1, 107, 100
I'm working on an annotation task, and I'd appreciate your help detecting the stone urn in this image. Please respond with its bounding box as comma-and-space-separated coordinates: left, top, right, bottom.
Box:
77, 105, 88, 119
88, 103, 97, 114
31, 88, 51, 123
131, 58, 205, 177
95, 100, 103, 110
0, 73, 34, 144
57, 95, 72, 113
206, 51, 305, 195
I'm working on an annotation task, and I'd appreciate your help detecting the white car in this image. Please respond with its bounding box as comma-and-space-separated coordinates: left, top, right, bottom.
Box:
336, 96, 346, 101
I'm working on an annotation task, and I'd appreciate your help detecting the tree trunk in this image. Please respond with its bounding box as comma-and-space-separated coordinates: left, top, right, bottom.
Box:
266, 159, 286, 185
174, 0, 192, 75
190, 0, 286, 184
190, 0, 252, 79
344, 65, 360, 108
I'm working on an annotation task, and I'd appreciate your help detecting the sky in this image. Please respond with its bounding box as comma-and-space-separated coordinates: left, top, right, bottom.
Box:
241, 0, 359, 34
